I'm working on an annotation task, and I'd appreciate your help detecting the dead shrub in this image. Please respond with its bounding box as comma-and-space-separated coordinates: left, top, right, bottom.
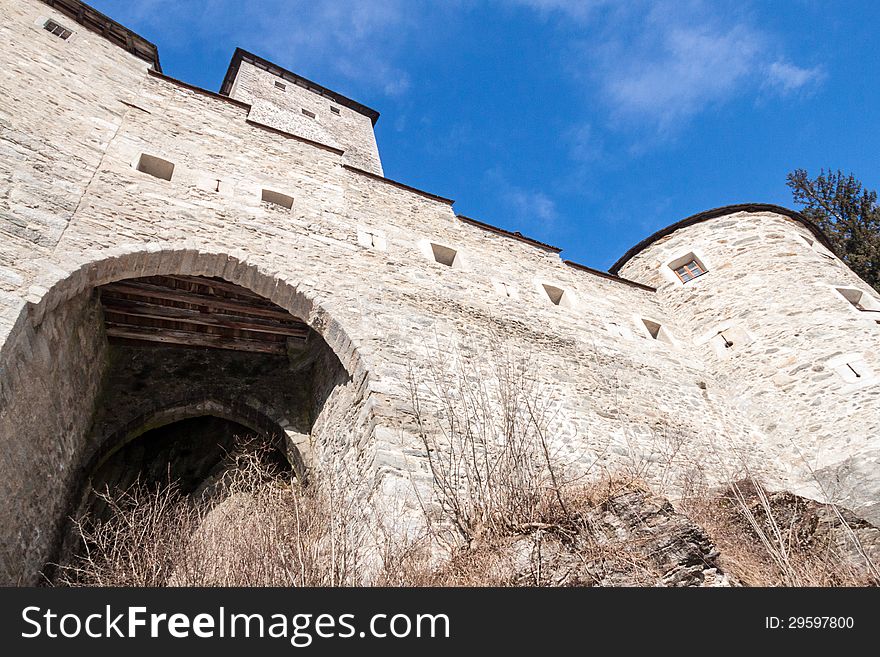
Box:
680, 477, 879, 587
406, 343, 571, 548
54, 344, 880, 588
56, 438, 369, 587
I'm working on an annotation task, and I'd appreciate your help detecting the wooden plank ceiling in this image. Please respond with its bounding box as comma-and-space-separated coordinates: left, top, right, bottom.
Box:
99, 275, 309, 354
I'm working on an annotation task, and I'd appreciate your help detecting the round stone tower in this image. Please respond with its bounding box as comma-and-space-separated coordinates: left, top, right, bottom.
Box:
611, 204, 880, 522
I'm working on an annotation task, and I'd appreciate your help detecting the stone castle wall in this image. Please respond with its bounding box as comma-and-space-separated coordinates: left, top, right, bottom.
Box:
617, 212, 880, 520
0, 289, 107, 583
1, 0, 878, 582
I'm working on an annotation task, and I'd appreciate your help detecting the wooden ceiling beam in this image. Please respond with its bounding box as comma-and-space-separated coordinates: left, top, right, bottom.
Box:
102, 298, 309, 338
152, 275, 272, 302
105, 324, 288, 355
98, 275, 309, 354
100, 282, 297, 321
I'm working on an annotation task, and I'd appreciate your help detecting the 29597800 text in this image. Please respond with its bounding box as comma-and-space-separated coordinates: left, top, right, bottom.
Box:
765, 617, 854, 629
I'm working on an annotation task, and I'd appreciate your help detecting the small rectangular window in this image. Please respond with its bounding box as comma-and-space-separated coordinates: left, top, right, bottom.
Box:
835, 287, 880, 313
301, 108, 316, 119
539, 282, 575, 309
261, 189, 294, 210
674, 259, 706, 283
330, 106, 340, 115
44, 20, 73, 40
135, 153, 174, 181
641, 318, 674, 345
430, 243, 458, 267
642, 319, 663, 340
275, 81, 287, 91
542, 284, 566, 306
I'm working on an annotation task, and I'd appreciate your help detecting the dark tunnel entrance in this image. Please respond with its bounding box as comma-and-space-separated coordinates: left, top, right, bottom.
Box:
89, 415, 291, 500
0, 251, 368, 585
48, 274, 353, 577
83, 274, 321, 489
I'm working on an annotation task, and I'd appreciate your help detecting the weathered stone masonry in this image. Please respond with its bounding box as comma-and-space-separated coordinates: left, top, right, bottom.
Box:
0, 0, 878, 583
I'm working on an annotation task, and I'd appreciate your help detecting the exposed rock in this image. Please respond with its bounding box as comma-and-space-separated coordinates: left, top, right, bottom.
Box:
589, 489, 725, 586
439, 483, 729, 587
435, 482, 880, 587
715, 480, 880, 582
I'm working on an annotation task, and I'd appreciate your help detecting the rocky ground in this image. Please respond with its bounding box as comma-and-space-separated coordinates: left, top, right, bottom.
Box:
426, 480, 880, 587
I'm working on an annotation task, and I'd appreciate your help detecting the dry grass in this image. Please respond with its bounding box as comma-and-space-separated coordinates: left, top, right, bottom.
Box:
680, 477, 879, 587
56, 448, 878, 587
406, 345, 572, 549
54, 346, 880, 588
57, 440, 369, 587
404, 478, 673, 587
405, 344, 878, 587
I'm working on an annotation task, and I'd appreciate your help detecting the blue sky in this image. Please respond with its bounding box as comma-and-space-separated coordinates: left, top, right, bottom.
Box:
89, 0, 880, 270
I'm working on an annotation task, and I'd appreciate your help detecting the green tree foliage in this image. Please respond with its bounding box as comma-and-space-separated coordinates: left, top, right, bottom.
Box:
786, 169, 880, 292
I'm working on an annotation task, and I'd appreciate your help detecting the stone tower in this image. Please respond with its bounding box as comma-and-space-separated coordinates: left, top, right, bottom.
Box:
612, 207, 880, 525
0, 0, 878, 584
220, 48, 384, 175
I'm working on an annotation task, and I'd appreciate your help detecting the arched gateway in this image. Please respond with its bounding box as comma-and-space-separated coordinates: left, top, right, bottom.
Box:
0, 248, 374, 583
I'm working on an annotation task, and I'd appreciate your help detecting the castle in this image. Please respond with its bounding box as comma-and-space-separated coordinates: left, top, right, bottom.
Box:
1, 0, 878, 584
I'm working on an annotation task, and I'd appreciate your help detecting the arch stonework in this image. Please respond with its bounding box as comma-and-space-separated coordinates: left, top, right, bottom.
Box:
87, 396, 307, 479
54, 396, 303, 560
0, 245, 386, 583
14, 244, 367, 380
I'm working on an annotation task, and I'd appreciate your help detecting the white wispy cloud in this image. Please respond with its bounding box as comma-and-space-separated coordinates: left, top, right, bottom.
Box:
511, 189, 558, 223
254, 0, 415, 96
598, 21, 762, 131
118, 0, 826, 138
486, 169, 558, 227
513, 0, 827, 137
110, 0, 418, 98
765, 60, 825, 95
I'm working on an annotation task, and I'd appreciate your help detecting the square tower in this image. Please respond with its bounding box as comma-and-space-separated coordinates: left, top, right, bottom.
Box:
219, 49, 383, 174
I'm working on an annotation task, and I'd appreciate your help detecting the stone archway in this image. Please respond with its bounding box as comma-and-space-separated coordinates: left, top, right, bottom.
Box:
0, 246, 375, 584
88, 397, 305, 480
